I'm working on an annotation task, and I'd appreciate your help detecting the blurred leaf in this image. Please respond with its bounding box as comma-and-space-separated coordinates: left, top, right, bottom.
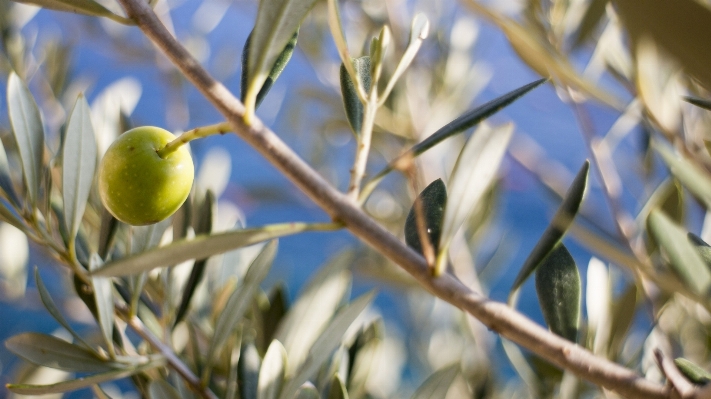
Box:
340, 56, 371, 136
379, 14, 428, 101
6, 358, 166, 395
404, 179, 446, 256
244, 0, 317, 117
684, 95, 711, 112
257, 340, 287, 399
411, 364, 459, 399
0, 200, 24, 230
7, 72, 44, 205
242, 30, 298, 109
292, 384, 319, 399
148, 380, 181, 399
608, 283, 637, 357
437, 123, 514, 275
571, 0, 609, 48
98, 207, 119, 260
535, 244, 581, 342
327, 373, 348, 399
510, 161, 589, 299
174, 190, 216, 327
239, 338, 261, 399
93, 222, 337, 277
654, 142, 711, 209
262, 284, 288, 348
90, 254, 115, 356
279, 292, 374, 399
688, 233, 711, 268
613, 0, 711, 91
35, 268, 95, 351
5, 332, 117, 373
0, 138, 20, 207
648, 210, 711, 296
206, 240, 277, 373
9, 0, 124, 19
63, 94, 97, 245
674, 358, 711, 385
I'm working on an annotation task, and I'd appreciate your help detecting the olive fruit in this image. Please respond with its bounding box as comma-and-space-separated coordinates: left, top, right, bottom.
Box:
98, 126, 194, 226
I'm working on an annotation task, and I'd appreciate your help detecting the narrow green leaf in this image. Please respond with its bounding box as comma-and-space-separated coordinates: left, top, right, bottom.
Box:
258, 340, 287, 399
92, 222, 338, 277
5, 332, 117, 373
683, 95, 711, 112
35, 268, 95, 351
9, 0, 122, 19
404, 179, 446, 256
63, 94, 97, 244
7, 72, 44, 205
340, 56, 372, 136
279, 292, 375, 399
90, 254, 115, 356
608, 284, 637, 356
206, 240, 277, 371
378, 14, 428, 102
648, 210, 711, 296
411, 364, 459, 399
174, 190, 216, 327
244, 0, 317, 116
0, 138, 20, 207
241, 30, 298, 109
613, 0, 711, 91
674, 358, 711, 385
327, 374, 348, 399
262, 284, 288, 347
6, 358, 166, 395
0, 200, 25, 231
148, 379, 181, 399
535, 245, 581, 342
98, 207, 119, 260
510, 161, 589, 298
654, 142, 711, 209
437, 123, 514, 275
239, 339, 262, 399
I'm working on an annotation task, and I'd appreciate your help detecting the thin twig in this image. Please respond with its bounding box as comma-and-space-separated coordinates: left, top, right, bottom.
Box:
347, 98, 378, 200
654, 349, 694, 399
114, 0, 672, 397
158, 121, 232, 158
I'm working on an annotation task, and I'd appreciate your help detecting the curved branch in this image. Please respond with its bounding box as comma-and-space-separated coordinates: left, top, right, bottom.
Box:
114, 0, 671, 397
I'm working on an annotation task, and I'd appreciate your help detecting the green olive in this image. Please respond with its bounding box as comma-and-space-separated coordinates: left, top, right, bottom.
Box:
98, 126, 194, 226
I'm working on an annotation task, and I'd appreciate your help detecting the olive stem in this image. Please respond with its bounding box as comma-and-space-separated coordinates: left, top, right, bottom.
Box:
156, 121, 232, 158
347, 93, 378, 201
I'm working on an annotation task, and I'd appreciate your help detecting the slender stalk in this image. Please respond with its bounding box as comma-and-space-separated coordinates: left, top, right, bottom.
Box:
114, 0, 672, 397
347, 97, 378, 200
157, 121, 232, 158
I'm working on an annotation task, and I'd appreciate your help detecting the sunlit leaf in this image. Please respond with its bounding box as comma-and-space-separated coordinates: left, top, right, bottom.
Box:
327, 373, 348, 399
404, 179, 446, 256
279, 292, 374, 399
648, 210, 711, 296
90, 254, 115, 356
92, 222, 338, 277
63, 94, 97, 246
654, 142, 711, 209
674, 358, 711, 385
292, 384, 319, 399
340, 56, 371, 136
0, 138, 20, 207
5, 332, 117, 373
510, 161, 589, 299
6, 358, 165, 395
608, 284, 637, 357
148, 379, 181, 399
239, 339, 261, 399
258, 340, 287, 399
535, 245, 581, 342
411, 364, 459, 399
244, 0, 317, 118
241, 30, 298, 109
7, 72, 44, 205
9, 0, 125, 20
437, 123, 514, 275
378, 14, 429, 101
688, 233, 711, 268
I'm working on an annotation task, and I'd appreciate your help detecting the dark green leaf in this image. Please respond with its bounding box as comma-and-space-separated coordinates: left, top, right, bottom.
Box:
340, 56, 372, 136
239, 338, 261, 399
0, 138, 20, 207
5, 332, 117, 372
411, 365, 459, 399
257, 339, 287, 399
674, 358, 711, 385
148, 380, 181, 399
62, 94, 97, 244
7, 72, 45, 205
262, 284, 288, 353
683, 95, 711, 111
242, 30, 298, 109
510, 161, 589, 299
98, 207, 119, 260
648, 210, 711, 296
535, 245, 581, 342
404, 179, 446, 256
327, 374, 348, 399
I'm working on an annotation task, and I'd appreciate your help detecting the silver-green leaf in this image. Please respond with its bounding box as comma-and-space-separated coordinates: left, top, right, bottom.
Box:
90, 254, 115, 356
411, 364, 459, 399
5, 332, 118, 373
0, 138, 20, 207
258, 340, 287, 399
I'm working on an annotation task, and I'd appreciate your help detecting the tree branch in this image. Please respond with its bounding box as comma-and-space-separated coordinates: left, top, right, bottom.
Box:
114, 0, 671, 397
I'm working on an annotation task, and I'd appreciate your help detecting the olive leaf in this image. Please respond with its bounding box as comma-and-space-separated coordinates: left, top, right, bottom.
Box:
293, 384, 319, 399
8, 0, 127, 21
571, 0, 609, 48
436, 123, 514, 275
241, 30, 298, 110
92, 222, 338, 277
5, 332, 118, 373
411, 364, 459, 399
404, 179, 446, 256
340, 56, 372, 136
0, 138, 20, 207
378, 14, 429, 102
647, 210, 711, 296
674, 358, 711, 385
654, 141, 711, 209
244, 0, 317, 118
7, 72, 45, 206
89, 254, 115, 357
239, 338, 262, 399
509, 161, 589, 301
148, 380, 181, 399
688, 233, 711, 268
535, 244, 581, 343
63, 94, 97, 247
327, 373, 348, 399
257, 340, 287, 399
98, 207, 119, 260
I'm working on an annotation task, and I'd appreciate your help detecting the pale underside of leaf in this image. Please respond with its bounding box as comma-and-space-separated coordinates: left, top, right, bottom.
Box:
5, 332, 118, 373
257, 340, 288, 399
